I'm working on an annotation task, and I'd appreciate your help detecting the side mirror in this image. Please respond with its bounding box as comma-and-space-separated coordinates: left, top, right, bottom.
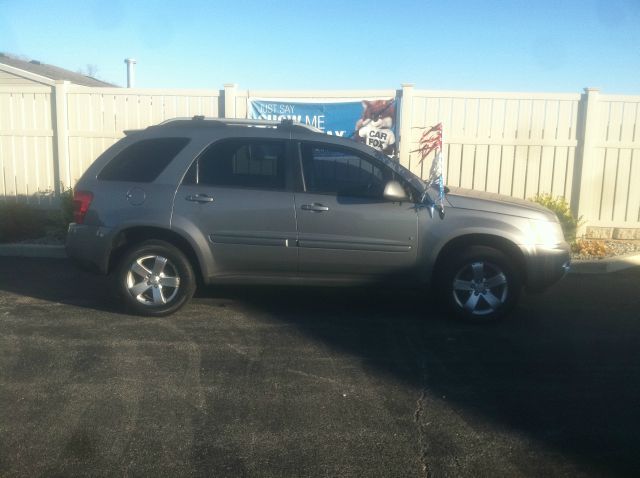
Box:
383, 180, 408, 202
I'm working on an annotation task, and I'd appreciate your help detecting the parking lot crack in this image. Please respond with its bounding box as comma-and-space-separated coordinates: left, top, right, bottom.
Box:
414, 388, 431, 478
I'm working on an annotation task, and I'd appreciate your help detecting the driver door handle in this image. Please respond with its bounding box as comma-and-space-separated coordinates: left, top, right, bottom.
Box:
301, 203, 329, 212
186, 194, 214, 203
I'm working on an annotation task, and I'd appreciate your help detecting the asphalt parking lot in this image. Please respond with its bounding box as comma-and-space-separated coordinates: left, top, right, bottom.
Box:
1, 257, 639, 477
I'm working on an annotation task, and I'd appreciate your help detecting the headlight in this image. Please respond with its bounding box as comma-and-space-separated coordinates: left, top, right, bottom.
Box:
524, 220, 565, 246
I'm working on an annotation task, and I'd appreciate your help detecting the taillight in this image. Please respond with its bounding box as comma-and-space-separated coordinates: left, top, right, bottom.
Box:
73, 191, 94, 224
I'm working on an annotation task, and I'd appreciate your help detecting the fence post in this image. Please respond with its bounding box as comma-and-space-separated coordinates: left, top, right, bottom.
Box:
571, 87, 600, 234
223, 83, 237, 118
398, 83, 414, 169
398, 83, 413, 168
52, 80, 70, 194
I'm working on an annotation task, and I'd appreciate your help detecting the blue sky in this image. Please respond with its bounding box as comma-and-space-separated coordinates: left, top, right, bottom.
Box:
1, 0, 639, 93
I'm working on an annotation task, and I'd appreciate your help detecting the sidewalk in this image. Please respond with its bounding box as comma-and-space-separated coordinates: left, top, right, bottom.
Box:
1, 243, 639, 275
569, 252, 640, 274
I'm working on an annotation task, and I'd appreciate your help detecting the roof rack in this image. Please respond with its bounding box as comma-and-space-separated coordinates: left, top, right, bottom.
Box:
157, 116, 322, 133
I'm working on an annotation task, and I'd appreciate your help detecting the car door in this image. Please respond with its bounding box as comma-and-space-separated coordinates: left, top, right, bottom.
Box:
173, 138, 297, 277
294, 142, 419, 279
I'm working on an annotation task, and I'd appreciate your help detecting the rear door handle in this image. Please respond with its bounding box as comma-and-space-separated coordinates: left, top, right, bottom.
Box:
186, 194, 214, 203
301, 203, 329, 212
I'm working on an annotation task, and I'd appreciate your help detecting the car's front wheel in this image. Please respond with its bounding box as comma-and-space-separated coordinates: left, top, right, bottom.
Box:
440, 246, 521, 322
114, 240, 196, 316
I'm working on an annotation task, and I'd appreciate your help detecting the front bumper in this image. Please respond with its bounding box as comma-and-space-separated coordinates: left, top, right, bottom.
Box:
66, 223, 115, 274
522, 242, 571, 292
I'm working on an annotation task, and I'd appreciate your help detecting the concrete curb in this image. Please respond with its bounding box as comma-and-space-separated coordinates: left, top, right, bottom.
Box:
0, 244, 67, 259
569, 253, 640, 274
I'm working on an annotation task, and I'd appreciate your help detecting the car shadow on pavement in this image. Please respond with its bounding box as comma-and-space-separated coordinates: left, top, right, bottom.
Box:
1, 257, 639, 476
0, 257, 118, 314
202, 270, 640, 476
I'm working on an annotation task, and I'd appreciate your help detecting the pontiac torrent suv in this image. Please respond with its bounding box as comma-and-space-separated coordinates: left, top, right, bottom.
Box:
66, 117, 571, 321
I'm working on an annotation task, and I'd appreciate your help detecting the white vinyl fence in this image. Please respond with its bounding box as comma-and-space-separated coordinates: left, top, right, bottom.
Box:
0, 81, 638, 234
399, 86, 640, 232
0, 86, 55, 201
0, 83, 221, 204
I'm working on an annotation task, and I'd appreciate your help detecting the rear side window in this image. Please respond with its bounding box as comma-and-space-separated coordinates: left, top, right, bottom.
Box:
185, 139, 286, 190
98, 137, 190, 182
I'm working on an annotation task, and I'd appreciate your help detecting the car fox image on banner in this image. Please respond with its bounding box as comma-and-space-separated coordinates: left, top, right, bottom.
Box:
248, 98, 398, 156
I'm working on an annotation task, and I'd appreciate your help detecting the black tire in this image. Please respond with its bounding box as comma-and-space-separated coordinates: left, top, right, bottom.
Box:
438, 246, 521, 322
113, 240, 196, 317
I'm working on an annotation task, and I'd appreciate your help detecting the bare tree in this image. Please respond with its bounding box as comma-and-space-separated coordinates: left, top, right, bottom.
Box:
77, 64, 99, 78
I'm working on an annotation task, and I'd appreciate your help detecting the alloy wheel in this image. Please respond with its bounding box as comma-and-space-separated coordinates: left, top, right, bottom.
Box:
125, 254, 181, 306
451, 260, 509, 316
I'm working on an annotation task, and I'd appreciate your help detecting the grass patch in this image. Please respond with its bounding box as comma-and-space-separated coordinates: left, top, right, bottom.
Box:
0, 189, 74, 244
0, 202, 47, 243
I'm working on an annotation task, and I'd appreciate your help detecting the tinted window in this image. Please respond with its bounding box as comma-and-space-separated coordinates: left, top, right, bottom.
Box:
98, 137, 189, 182
188, 140, 286, 190
301, 143, 392, 198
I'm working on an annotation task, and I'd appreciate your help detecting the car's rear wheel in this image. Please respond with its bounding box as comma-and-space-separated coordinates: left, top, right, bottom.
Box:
439, 246, 521, 322
114, 240, 196, 316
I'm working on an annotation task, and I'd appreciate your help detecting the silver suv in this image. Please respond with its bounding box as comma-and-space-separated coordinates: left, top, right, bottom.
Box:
66, 117, 570, 321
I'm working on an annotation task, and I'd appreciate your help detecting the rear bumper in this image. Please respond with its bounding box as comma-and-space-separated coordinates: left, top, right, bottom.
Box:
523, 242, 571, 292
66, 223, 114, 274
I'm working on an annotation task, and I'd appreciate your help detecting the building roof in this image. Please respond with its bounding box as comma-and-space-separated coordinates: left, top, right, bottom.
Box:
0, 53, 117, 87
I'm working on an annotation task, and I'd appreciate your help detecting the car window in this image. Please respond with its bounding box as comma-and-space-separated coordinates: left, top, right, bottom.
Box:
300, 143, 392, 198
98, 137, 190, 182
186, 139, 286, 190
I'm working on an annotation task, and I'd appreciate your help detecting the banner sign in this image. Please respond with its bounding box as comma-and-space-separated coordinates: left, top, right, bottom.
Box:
248, 98, 398, 156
